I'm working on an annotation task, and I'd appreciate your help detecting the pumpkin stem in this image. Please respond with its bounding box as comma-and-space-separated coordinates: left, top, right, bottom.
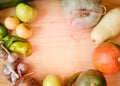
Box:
118, 57, 120, 63
91, 83, 97, 86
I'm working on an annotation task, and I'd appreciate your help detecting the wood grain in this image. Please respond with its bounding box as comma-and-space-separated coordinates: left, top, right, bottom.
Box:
0, 0, 120, 86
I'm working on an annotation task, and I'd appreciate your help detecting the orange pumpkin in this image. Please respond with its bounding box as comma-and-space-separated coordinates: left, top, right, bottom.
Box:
92, 42, 120, 74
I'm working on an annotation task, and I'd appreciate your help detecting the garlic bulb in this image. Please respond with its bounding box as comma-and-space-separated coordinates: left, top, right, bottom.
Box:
7, 52, 20, 63
17, 62, 28, 77
2, 65, 11, 76
0, 47, 7, 59
10, 73, 18, 84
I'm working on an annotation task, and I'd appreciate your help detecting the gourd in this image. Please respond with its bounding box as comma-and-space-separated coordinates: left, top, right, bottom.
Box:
62, 0, 106, 30
91, 7, 120, 44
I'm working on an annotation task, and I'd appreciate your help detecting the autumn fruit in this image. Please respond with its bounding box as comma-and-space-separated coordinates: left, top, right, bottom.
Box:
4, 16, 20, 30
8, 42, 32, 56
75, 69, 107, 86
43, 74, 62, 86
92, 42, 120, 74
16, 3, 37, 23
16, 23, 32, 39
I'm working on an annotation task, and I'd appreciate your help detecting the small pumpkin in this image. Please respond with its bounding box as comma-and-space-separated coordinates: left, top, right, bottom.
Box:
64, 69, 106, 86
75, 69, 106, 86
92, 42, 120, 74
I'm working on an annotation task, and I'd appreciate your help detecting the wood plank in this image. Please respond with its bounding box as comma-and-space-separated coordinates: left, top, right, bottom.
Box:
0, 0, 120, 86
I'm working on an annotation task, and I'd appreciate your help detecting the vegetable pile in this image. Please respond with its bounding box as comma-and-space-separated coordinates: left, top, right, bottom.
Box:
0, 1, 40, 86
62, 0, 120, 86
0, 0, 120, 86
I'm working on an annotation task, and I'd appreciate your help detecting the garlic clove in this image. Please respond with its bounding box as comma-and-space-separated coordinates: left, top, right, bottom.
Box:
2, 65, 11, 76
0, 47, 7, 59
7, 63, 19, 78
10, 73, 18, 84
7, 52, 20, 63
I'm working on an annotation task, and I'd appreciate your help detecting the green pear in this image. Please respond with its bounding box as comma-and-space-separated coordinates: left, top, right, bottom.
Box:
16, 3, 37, 23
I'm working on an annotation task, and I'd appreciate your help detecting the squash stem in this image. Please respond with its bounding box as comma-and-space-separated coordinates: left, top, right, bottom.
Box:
64, 72, 81, 86
91, 83, 97, 86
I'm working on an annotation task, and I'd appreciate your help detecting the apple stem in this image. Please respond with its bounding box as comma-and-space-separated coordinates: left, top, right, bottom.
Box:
91, 83, 97, 86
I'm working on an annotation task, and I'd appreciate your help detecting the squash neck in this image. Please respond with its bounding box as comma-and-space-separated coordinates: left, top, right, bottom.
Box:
91, 83, 97, 86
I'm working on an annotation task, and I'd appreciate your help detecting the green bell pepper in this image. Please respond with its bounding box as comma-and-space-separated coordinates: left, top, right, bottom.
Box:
8, 41, 32, 56
2, 35, 26, 48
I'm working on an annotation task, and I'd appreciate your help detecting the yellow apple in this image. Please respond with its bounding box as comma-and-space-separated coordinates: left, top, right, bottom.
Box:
4, 16, 20, 30
16, 23, 32, 39
43, 74, 62, 86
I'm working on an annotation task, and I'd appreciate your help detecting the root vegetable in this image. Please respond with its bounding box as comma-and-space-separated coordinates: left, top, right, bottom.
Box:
17, 62, 28, 77
7, 52, 20, 63
91, 7, 120, 44
10, 73, 18, 84
6, 63, 19, 78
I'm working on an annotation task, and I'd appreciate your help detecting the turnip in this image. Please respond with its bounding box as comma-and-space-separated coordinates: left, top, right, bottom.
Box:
91, 7, 120, 44
62, 0, 106, 30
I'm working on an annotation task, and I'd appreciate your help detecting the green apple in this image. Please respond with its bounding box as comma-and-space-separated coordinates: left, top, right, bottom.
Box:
16, 3, 37, 23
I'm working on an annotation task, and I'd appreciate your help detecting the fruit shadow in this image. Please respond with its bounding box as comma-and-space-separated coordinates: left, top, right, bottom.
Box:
30, 1, 47, 24
25, 61, 36, 75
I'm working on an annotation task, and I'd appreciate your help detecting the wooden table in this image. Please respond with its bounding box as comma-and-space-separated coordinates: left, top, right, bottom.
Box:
0, 0, 120, 86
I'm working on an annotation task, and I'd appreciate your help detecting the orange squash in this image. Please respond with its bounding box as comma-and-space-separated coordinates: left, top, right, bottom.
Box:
92, 42, 120, 74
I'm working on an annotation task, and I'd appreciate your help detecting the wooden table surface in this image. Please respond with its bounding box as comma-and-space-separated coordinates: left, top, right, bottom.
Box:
0, 0, 120, 86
